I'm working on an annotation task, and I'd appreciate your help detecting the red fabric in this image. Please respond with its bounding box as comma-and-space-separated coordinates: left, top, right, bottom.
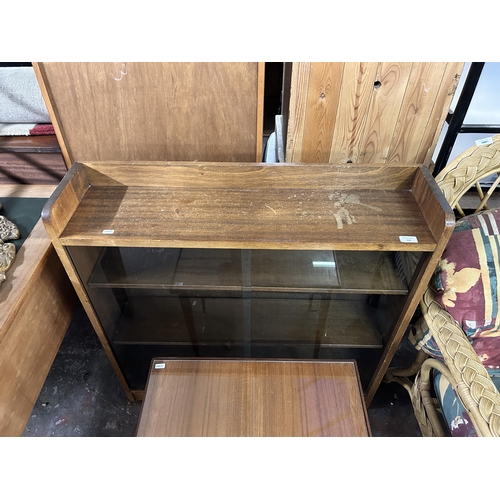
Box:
29, 124, 55, 135
434, 208, 500, 370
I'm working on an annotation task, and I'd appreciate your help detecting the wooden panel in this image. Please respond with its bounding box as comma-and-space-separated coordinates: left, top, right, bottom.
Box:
82, 161, 417, 190
0, 152, 66, 184
286, 62, 311, 163
0, 248, 75, 436
329, 63, 379, 163
421, 63, 463, 166
298, 63, 344, 163
411, 166, 456, 241
0, 184, 56, 199
136, 359, 371, 436
34, 62, 264, 165
59, 185, 436, 251
0, 218, 55, 341
0, 198, 76, 435
386, 63, 446, 164
42, 162, 90, 238
286, 62, 464, 165
358, 62, 413, 163
0, 135, 61, 153
52, 163, 436, 251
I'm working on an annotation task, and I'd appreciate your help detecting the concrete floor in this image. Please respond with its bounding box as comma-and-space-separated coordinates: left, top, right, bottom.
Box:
22, 304, 423, 437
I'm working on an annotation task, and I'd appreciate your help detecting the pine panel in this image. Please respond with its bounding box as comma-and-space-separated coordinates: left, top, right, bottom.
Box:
328, 62, 379, 163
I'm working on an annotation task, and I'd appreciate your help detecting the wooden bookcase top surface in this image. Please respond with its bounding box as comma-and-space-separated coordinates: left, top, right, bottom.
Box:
43, 161, 454, 251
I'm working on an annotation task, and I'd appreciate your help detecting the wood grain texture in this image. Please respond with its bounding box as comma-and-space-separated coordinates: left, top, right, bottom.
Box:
358, 62, 413, 163
0, 152, 66, 184
55, 163, 437, 251
82, 161, 417, 190
34, 62, 264, 165
0, 193, 77, 435
0, 135, 61, 153
286, 62, 464, 165
0, 248, 76, 436
42, 162, 90, 238
136, 359, 371, 437
386, 63, 447, 164
32, 63, 71, 167
421, 63, 464, 166
286, 63, 311, 163
299, 63, 344, 163
329, 63, 379, 163
0, 184, 56, 198
256, 62, 266, 161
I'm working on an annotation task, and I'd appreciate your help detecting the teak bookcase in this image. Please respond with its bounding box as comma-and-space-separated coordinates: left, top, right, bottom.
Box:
42, 161, 454, 405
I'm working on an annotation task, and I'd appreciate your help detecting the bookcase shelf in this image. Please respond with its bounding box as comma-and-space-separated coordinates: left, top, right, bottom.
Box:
43, 161, 454, 404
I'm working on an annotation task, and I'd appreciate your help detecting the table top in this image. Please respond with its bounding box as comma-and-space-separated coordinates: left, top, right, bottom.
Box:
136, 359, 371, 437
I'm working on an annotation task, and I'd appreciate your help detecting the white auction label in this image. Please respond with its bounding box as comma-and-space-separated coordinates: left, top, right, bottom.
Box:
399, 236, 418, 243
475, 137, 493, 146
154, 363, 166, 369
102, 229, 114, 234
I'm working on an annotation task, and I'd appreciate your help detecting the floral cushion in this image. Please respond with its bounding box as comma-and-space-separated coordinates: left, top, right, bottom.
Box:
410, 208, 500, 370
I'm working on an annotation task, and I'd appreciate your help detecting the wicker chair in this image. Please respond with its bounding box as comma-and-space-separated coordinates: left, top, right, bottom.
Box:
386, 134, 500, 437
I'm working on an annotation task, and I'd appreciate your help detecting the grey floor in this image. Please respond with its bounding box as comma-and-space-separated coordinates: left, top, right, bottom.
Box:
22, 304, 422, 437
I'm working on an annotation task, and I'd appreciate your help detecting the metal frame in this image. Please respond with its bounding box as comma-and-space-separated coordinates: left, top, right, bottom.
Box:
434, 62, 500, 175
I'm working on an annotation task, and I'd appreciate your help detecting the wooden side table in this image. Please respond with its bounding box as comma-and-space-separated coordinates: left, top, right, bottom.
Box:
136, 359, 371, 437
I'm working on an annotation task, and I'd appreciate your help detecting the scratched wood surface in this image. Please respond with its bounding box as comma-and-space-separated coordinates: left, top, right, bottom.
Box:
285, 62, 464, 165
136, 359, 371, 436
50, 162, 440, 251
33, 63, 264, 166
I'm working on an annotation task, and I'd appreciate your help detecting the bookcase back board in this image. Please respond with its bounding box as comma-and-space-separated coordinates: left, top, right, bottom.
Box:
33, 63, 265, 167
284, 62, 464, 166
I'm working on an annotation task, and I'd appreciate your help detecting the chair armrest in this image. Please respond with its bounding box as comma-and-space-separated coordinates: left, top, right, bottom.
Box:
421, 287, 500, 436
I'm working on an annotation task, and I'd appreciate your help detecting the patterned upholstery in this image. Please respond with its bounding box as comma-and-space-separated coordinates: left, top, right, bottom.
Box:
410, 207, 500, 435
386, 134, 500, 437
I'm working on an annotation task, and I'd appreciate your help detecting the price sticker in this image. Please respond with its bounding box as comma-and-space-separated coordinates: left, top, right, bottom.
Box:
399, 236, 418, 243
475, 137, 493, 146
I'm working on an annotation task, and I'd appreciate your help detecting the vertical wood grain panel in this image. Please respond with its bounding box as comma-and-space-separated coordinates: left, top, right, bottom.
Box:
255, 62, 266, 161
328, 62, 379, 163
34, 63, 263, 164
358, 62, 413, 163
386, 63, 447, 165
421, 62, 464, 165
32, 63, 72, 169
298, 63, 344, 163
286, 62, 311, 162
